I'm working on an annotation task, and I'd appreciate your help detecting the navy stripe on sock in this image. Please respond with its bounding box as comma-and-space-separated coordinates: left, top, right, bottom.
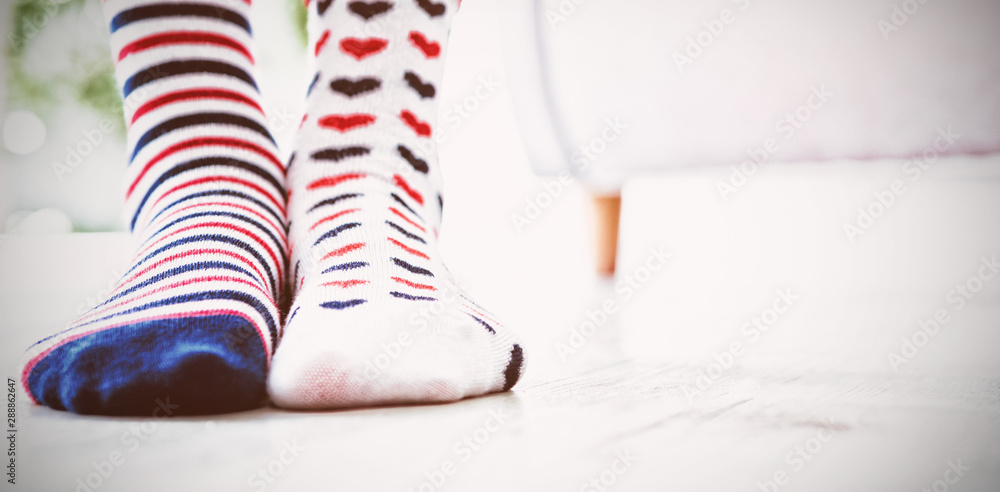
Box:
124, 60, 258, 99
308, 193, 362, 213
78, 290, 278, 350
390, 193, 422, 221
469, 314, 496, 334
95, 261, 257, 310
110, 3, 251, 33
131, 112, 273, 163
131, 156, 284, 230
390, 292, 437, 302
392, 258, 434, 277
386, 221, 426, 244
149, 210, 286, 257
313, 222, 362, 247
321, 299, 367, 310
307, 73, 320, 96
321, 262, 369, 273
287, 306, 301, 324
126, 234, 278, 299
149, 190, 284, 232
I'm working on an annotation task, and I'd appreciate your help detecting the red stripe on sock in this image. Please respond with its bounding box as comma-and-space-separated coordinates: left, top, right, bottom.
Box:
128, 229, 281, 304
149, 201, 286, 247
144, 176, 285, 230
315, 29, 331, 56
388, 237, 429, 260
307, 173, 366, 190
463, 303, 501, 327
131, 89, 263, 126
153, 221, 282, 278
389, 207, 425, 233
320, 279, 370, 288
391, 277, 437, 291
80, 275, 270, 326
126, 137, 282, 199
320, 242, 366, 261
119, 31, 254, 63
310, 208, 360, 231
393, 174, 424, 205
124, 248, 267, 295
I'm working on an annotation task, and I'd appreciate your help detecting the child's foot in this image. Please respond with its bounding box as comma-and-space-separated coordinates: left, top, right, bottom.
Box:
267, 0, 524, 409
20, 0, 286, 415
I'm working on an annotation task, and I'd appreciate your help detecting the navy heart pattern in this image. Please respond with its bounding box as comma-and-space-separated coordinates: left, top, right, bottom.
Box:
416, 0, 445, 17
348, 1, 394, 20
404, 71, 435, 98
329, 77, 382, 97
397, 145, 429, 174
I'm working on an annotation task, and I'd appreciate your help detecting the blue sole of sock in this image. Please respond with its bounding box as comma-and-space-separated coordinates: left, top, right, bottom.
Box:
25, 314, 268, 416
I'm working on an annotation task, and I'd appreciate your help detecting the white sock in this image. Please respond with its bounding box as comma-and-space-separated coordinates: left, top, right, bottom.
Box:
267, 0, 525, 409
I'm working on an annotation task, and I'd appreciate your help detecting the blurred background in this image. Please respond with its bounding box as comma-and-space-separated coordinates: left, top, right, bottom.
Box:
0, 0, 311, 233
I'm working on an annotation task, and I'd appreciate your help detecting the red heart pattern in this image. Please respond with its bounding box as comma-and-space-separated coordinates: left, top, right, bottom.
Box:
400, 110, 432, 137
339, 37, 388, 60
318, 114, 377, 133
408, 31, 440, 59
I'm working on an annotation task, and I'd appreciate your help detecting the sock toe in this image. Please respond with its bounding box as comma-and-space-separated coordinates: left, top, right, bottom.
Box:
27, 315, 268, 416
268, 349, 466, 409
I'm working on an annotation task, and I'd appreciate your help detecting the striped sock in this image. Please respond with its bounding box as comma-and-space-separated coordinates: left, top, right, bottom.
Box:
267, 0, 525, 409
20, 0, 286, 415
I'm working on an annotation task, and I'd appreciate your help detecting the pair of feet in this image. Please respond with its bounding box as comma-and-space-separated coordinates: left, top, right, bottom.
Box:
20, 0, 524, 415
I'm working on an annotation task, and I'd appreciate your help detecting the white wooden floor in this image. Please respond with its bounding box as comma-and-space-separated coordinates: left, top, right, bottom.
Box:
3, 152, 1000, 491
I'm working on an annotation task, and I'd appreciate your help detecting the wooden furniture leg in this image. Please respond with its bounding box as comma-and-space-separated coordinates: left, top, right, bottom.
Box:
592, 192, 622, 276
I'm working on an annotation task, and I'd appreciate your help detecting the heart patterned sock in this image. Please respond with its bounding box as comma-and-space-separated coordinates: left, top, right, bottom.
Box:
267, 0, 525, 408
20, 0, 286, 415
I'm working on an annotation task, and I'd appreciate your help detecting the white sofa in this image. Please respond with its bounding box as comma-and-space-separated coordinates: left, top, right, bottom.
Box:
497, 0, 1000, 272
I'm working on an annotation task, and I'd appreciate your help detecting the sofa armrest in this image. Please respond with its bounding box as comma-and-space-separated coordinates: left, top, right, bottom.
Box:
495, 0, 573, 178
